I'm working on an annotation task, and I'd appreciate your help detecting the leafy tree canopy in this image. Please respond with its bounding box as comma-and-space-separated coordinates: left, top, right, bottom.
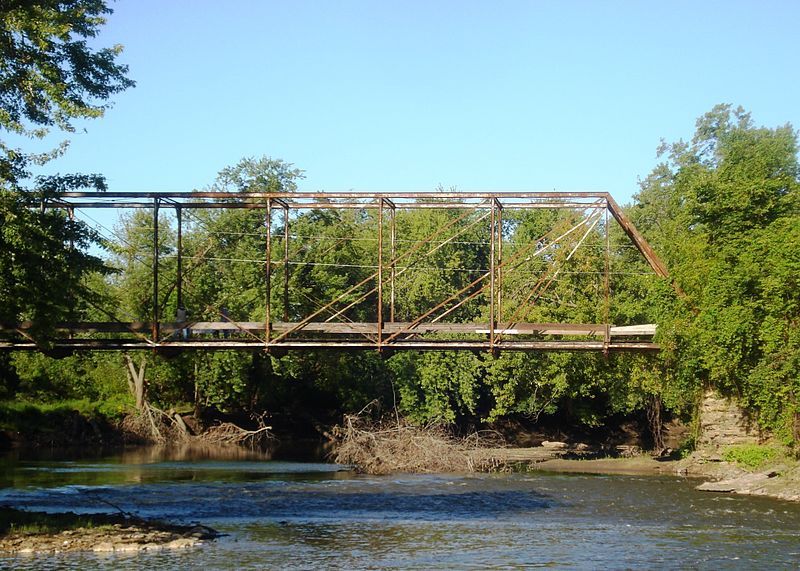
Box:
1, 0, 134, 183
634, 104, 800, 441
0, 0, 133, 345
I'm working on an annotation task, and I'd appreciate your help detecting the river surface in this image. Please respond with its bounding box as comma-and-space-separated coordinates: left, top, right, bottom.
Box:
0, 447, 799, 570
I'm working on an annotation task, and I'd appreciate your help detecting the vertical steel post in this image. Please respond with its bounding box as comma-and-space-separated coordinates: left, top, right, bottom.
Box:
152, 198, 160, 342
67, 207, 75, 339
283, 203, 290, 322
377, 199, 384, 350
489, 202, 496, 350
389, 200, 396, 322
603, 204, 611, 351
176, 205, 183, 313
67, 207, 74, 250
265, 199, 272, 345
495, 198, 503, 332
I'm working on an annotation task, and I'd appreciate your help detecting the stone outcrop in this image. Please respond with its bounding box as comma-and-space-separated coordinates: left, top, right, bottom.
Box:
694, 465, 800, 502
698, 390, 761, 449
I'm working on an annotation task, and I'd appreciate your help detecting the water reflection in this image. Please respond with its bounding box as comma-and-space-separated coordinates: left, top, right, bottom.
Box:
117, 442, 273, 464
0, 443, 346, 490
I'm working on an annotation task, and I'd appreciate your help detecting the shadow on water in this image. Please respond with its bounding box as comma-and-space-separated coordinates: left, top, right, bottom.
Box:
215, 488, 553, 521
0, 473, 554, 523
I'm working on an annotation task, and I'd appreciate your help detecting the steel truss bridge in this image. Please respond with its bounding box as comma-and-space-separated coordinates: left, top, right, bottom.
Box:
1, 191, 670, 353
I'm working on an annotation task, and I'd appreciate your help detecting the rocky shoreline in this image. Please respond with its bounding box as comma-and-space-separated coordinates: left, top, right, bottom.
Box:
0, 509, 220, 555
678, 453, 800, 502
517, 445, 800, 503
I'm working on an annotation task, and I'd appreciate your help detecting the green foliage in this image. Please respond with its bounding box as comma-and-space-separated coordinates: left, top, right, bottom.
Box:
0, 0, 133, 348
723, 444, 779, 470
210, 156, 304, 193
0, 188, 109, 343
0, 0, 134, 183
393, 203, 489, 322
481, 352, 566, 422
192, 352, 251, 410
9, 352, 128, 406
633, 104, 800, 442
391, 350, 485, 423
0, 399, 128, 440
676, 436, 696, 459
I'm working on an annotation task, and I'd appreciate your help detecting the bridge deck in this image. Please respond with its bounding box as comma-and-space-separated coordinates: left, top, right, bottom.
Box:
2, 321, 656, 336
0, 321, 658, 352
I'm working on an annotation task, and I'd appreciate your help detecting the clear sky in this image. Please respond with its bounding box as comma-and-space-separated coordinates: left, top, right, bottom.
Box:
36, 0, 800, 205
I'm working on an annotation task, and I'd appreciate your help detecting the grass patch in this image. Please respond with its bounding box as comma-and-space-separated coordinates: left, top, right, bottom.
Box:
723, 444, 780, 470
0, 399, 133, 446
0, 398, 130, 420
0, 399, 129, 431
0, 508, 114, 536
676, 436, 696, 459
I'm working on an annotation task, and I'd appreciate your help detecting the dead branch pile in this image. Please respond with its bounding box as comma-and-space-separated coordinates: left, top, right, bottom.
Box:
330, 402, 509, 474
122, 355, 276, 450
203, 414, 275, 449
120, 407, 277, 449
203, 422, 274, 448
122, 355, 190, 444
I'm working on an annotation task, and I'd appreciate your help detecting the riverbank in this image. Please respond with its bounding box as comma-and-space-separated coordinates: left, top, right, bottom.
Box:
332, 418, 800, 503
0, 508, 219, 554
0, 400, 132, 449
527, 455, 675, 476
520, 448, 800, 503
0, 400, 278, 452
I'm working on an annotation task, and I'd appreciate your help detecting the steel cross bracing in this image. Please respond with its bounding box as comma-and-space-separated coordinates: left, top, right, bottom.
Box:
1, 191, 669, 353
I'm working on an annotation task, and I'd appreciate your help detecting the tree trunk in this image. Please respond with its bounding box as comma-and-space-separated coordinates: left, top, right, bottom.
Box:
647, 394, 665, 454
193, 361, 200, 418
124, 355, 147, 411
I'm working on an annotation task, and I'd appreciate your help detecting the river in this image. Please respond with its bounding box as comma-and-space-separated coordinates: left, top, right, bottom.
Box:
0, 446, 799, 569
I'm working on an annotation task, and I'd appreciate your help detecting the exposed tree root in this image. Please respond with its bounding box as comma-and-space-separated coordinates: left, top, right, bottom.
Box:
122, 354, 276, 449
121, 408, 275, 450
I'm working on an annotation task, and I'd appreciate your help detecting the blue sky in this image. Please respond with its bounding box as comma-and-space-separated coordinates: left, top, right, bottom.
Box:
36, 0, 800, 205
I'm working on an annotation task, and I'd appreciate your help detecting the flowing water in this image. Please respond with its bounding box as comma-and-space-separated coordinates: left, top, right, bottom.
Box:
0, 446, 799, 569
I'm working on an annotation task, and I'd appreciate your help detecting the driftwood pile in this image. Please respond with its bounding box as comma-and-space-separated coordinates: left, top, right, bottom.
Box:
122, 355, 274, 448
202, 413, 275, 449
330, 401, 507, 474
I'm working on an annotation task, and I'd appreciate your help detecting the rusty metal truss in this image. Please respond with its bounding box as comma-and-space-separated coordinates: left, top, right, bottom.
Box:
1, 191, 669, 353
